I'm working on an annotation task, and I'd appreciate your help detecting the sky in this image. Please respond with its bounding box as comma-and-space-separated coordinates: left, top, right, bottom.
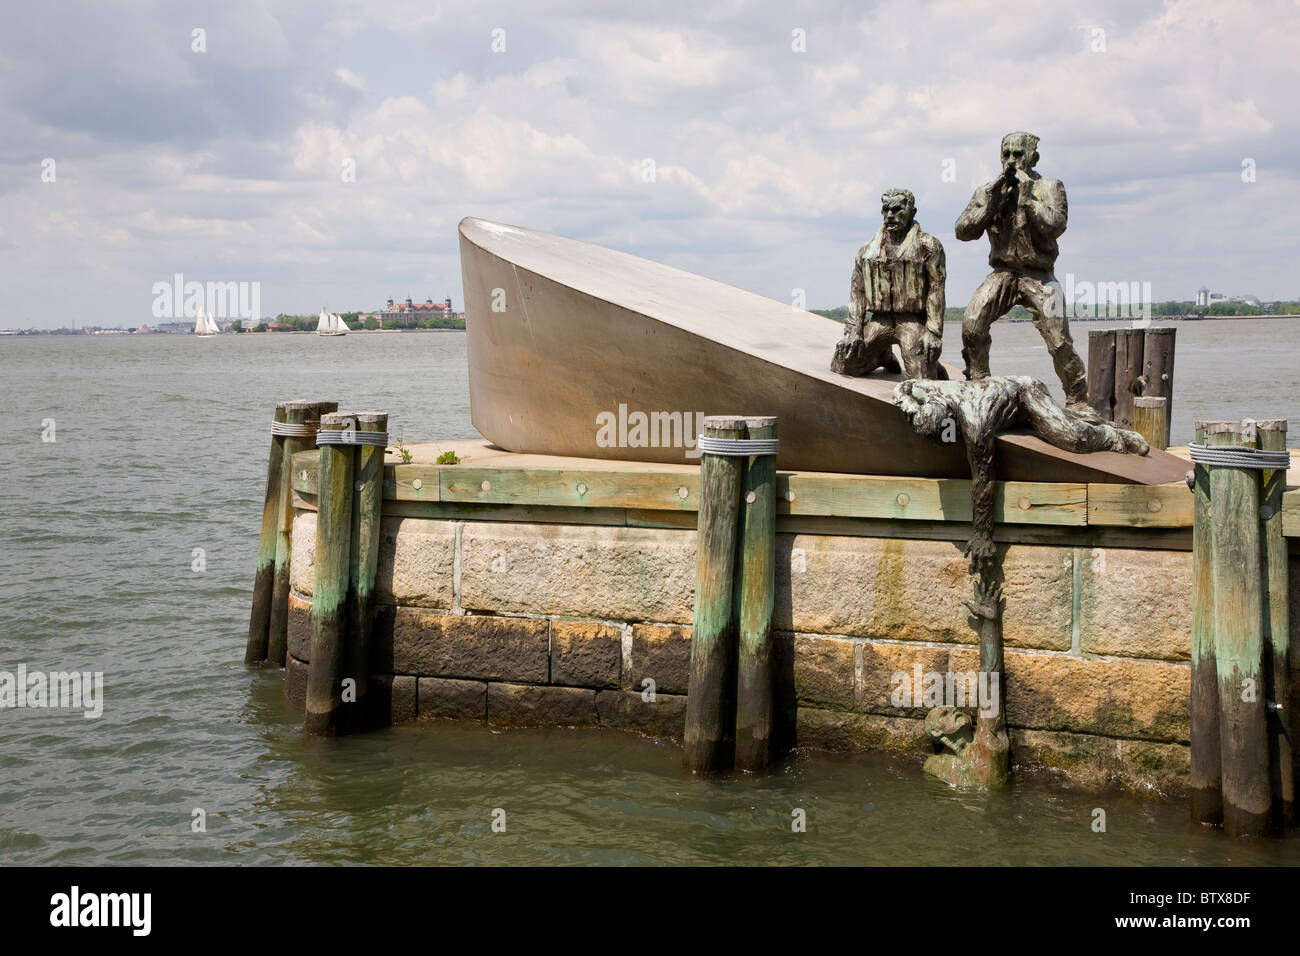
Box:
1, 0, 1297, 328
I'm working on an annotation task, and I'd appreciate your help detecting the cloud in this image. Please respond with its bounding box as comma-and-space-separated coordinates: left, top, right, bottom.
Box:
0, 0, 1297, 328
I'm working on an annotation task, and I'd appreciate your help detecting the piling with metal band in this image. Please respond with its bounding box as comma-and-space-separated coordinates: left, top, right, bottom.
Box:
1133, 396, 1169, 452
345, 411, 388, 731
1189, 423, 1222, 826
1258, 419, 1293, 827
305, 412, 358, 736
733, 417, 778, 773
684, 416, 747, 773
267, 400, 337, 666
245, 402, 289, 665
1205, 421, 1271, 837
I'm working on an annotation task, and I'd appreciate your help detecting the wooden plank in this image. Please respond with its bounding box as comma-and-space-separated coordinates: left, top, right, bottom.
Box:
440, 466, 698, 511
1087, 481, 1193, 528
1283, 488, 1300, 538
776, 514, 1193, 552
778, 473, 1087, 526
382, 500, 629, 526
1143, 328, 1176, 447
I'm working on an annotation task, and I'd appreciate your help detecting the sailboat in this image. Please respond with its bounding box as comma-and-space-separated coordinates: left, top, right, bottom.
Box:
194, 306, 220, 337
316, 309, 349, 337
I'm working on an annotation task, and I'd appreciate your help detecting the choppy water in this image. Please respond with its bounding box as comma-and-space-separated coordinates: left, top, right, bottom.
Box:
1, 321, 1298, 865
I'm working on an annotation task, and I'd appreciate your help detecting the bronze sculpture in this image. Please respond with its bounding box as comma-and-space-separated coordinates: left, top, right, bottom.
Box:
832, 189, 946, 380
955, 133, 1093, 418
895, 375, 1148, 788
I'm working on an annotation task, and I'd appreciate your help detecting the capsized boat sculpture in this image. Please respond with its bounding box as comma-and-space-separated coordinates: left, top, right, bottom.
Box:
458, 217, 1189, 484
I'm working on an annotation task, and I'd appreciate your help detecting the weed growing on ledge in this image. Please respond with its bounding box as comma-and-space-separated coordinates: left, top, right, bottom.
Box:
392, 438, 414, 464
437, 450, 461, 465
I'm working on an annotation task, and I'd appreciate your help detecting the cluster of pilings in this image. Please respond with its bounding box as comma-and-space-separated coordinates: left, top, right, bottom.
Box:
1087, 328, 1175, 449
245, 401, 390, 736
1189, 418, 1293, 837
684, 416, 779, 773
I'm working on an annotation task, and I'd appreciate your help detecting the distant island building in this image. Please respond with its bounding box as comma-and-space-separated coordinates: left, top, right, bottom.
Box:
1196, 286, 1261, 308
359, 296, 461, 326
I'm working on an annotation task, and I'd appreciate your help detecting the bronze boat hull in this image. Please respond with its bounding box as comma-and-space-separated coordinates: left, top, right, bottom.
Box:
459, 217, 1189, 485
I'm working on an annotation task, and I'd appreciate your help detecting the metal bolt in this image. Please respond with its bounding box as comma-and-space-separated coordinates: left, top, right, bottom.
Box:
411, 478, 422, 490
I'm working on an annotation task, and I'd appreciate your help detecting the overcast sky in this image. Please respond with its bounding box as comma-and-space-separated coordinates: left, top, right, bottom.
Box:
2, 0, 1297, 328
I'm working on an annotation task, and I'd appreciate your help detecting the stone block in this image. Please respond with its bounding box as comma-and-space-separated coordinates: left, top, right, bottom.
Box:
382, 610, 549, 683
781, 633, 855, 710
595, 689, 687, 738
368, 674, 416, 726
417, 677, 487, 723
289, 509, 315, 596
287, 590, 312, 662
631, 624, 692, 695
487, 682, 599, 728
857, 640, 953, 718
1079, 548, 1191, 660
460, 523, 695, 623
375, 517, 455, 608
550, 619, 622, 689
285, 654, 308, 711
952, 647, 1189, 741
776, 534, 1071, 650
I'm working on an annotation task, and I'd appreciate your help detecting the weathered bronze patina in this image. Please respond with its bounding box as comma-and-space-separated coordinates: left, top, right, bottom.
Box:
895, 375, 1148, 788
956, 132, 1092, 417
832, 188, 946, 380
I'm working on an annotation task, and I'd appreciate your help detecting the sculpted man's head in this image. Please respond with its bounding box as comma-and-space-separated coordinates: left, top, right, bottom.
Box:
893, 380, 954, 440
880, 188, 916, 240
1000, 131, 1040, 175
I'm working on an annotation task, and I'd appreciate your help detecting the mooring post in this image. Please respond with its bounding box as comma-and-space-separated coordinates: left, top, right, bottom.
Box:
1086, 329, 1116, 422
734, 417, 778, 773
1189, 423, 1223, 826
1133, 396, 1169, 452
268, 400, 337, 666
245, 402, 288, 664
1113, 328, 1145, 431
1142, 328, 1176, 447
345, 411, 389, 731
305, 411, 358, 736
1205, 420, 1272, 837
1258, 419, 1293, 827
684, 416, 746, 773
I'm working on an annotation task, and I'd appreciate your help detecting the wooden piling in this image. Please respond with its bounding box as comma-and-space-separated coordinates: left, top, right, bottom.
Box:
1189, 423, 1222, 826
1206, 421, 1272, 837
1258, 419, 1293, 827
734, 417, 778, 773
1142, 328, 1176, 447
1133, 396, 1169, 452
684, 416, 746, 773
1086, 330, 1116, 422
268, 400, 337, 667
245, 402, 288, 665
345, 411, 388, 731
1113, 329, 1145, 430
305, 412, 358, 736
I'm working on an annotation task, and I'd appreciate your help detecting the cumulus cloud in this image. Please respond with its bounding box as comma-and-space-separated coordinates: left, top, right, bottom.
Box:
0, 0, 1296, 327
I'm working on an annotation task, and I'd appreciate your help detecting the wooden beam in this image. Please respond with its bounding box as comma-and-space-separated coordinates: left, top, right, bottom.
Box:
1087, 481, 1193, 528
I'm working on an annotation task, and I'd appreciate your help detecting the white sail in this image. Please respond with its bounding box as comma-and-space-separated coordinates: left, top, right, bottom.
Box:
195, 307, 219, 335
333, 313, 350, 333
317, 309, 332, 333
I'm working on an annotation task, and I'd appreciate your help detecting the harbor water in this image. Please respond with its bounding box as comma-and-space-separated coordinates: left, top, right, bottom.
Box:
2, 319, 1298, 865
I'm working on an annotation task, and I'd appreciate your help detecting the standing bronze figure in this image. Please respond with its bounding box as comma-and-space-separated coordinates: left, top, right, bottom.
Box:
955, 132, 1092, 417
832, 188, 946, 380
